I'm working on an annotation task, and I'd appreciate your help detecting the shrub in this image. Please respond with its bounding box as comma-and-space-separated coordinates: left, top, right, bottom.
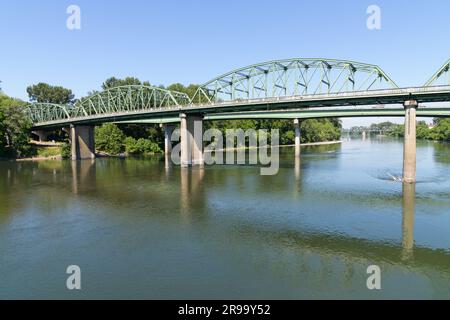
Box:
135, 138, 162, 154
124, 137, 162, 155
95, 123, 125, 155
281, 130, 295, 145
61, 142, 72, 159
124, 137, 139, 154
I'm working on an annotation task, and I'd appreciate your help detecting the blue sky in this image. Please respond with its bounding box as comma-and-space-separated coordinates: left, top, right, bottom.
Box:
0, 0, 449, 127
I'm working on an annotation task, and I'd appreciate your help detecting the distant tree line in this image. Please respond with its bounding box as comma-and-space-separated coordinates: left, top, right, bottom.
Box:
348, 120, 450, 141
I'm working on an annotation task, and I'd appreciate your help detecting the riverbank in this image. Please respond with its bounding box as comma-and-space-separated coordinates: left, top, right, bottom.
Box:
16, 155, 62, 162
3, 140, 343, 162
288, 140, 342, 147
2, 144, 63, 162
208, 140, 342, 152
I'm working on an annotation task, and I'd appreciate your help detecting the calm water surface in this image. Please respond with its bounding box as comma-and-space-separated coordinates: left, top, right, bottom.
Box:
1, 137, 450, 299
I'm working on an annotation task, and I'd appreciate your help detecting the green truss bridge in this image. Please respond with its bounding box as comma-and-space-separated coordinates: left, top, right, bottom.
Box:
25, 58, 450, 183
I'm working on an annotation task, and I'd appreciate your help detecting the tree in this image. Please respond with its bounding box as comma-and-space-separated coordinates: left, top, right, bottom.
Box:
124, 137, 162, 155
429, 119, 450, 141
167, 83, 200, 99
300, 119, 341, 143
26, 83, 75, 104
0, 94, 33, 158
416, 121, 431, 139
102, 77, 150, 90
95, 123, 126, 155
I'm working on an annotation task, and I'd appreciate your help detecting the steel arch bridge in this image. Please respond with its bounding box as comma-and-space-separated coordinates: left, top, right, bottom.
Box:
26, 85, 191, 124
191, 58, 398, 103
25, 58, 450, 128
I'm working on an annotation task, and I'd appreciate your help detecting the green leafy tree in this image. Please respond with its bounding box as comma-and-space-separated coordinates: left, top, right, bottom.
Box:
281, 130, 295, 145
102, 77, 150, 90
300, 119, 341, 143
124, 137, 140, 154
0, 94, 33, 158
26, 83, 75, 104
416, 121, 431, 139
429, 118, 450, 141
167, 83, 200, 99
95, 123, 125, 155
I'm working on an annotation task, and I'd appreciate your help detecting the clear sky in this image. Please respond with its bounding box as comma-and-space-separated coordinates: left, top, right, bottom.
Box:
0, 0, 449, 127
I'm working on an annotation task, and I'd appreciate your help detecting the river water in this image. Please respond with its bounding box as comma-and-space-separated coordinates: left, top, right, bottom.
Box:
1, 137, 450, 299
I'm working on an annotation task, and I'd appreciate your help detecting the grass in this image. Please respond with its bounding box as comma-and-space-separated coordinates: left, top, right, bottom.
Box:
34, 146, 62, 158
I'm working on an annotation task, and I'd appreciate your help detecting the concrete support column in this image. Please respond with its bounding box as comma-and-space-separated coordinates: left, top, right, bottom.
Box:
180, 114, 192, 168
32, 130, 49, 142
70, 125, 96, 160
403, 100, 418, 184
161, 124, 175, 156
294, 119, 301, 158
191, 115, 204, 166
180, 113, 204, 167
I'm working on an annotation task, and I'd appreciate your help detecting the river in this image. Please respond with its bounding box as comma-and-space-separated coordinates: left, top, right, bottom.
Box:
1, 137, 450, 299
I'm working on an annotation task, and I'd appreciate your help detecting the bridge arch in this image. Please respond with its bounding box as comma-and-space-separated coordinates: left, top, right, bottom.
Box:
192, 58, 398, 103
26, 103, 71, 123
425, 59, 450, 86
25, 85, 191, 125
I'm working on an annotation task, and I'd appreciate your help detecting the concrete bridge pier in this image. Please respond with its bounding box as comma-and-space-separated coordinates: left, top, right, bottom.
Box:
403, 100, 418, 184
32, 130, 49, 142
161, 124, 176, 156
70, 125, 96, 160
294, 119, 301, 158
180, 113, 204, 168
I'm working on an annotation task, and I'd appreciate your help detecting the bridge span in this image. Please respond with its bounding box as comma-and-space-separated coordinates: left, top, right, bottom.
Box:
25, 58, 450, 183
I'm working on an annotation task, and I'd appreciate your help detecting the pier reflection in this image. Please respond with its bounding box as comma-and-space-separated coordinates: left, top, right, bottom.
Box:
180, 167, 205, 223
402, 183, 416, 261
71, 160, 96, 194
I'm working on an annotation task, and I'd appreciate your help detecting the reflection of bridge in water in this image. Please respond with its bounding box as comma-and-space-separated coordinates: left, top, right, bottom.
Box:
26, 58, 450, 183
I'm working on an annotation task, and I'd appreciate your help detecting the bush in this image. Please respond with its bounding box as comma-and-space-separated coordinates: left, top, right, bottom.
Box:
136, 138, 162, 154
281, 130, 295, 145
124, 137, 139, 154
300, 119, 341, 143
36, 146, 61, 158
95, 123, 125, 155
124, 137, 162, 155
61, 142, 72, 159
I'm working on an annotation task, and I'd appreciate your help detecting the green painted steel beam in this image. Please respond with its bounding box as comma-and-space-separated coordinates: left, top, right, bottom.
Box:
113, 107, 450, 125
425, 59, 450, 86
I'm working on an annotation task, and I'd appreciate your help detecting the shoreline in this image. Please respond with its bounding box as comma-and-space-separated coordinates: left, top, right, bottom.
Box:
15, 155, 62, 162
286, 140, 342, 147
209, 140, 342, 152
4, 140, 343, 162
